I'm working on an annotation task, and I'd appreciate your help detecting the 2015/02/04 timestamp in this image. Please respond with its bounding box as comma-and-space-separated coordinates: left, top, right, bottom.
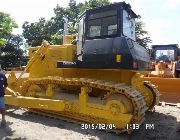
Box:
81, 124, 116, 130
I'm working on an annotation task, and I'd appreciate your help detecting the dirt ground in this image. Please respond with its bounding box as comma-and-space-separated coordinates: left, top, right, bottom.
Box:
0, 105, 179, 140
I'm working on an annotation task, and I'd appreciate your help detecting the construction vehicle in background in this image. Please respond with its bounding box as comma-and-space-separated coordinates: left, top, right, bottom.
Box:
149, 44, 180, 78
5, 2, 159, 133
145, 44, 180, 104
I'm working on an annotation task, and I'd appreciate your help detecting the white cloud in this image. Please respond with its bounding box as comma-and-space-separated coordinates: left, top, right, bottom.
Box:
0, 0, 68, 34
146, 19, 169, 44
146, 18, 180, 45
164, 0, 180, 8
0, 0, 68, 24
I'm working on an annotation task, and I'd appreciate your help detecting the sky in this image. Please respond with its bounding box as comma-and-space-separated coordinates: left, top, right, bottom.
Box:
0, 0, 180, 46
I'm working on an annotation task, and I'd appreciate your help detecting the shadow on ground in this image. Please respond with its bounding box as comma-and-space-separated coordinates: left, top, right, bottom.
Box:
0, 125, 26, 140
5, 106, 180, 140
130, 111, 180, 140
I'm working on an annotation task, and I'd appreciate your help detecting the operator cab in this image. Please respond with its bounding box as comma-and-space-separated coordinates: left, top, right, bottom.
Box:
77, 2, 150, 70
58, 2, 150, 70
78, 2, 137, 49
151, 44, 179, 62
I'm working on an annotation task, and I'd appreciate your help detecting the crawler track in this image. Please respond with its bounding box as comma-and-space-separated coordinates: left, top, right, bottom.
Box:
18, 77, 158, 133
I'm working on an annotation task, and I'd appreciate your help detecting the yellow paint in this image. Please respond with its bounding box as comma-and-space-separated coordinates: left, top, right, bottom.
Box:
65, 35, 73, 44
29, 47, 40, 58
5, 95, 65, 111
147, 61, 180, 103
116, 54, 121, 62
27, 41, 76, 78
145, 77, 180, 103
5, 84, 133, 129
5, 40, 159, 133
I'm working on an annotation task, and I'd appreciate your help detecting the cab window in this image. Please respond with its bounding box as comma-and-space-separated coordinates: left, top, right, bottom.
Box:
87, 10, 117, 38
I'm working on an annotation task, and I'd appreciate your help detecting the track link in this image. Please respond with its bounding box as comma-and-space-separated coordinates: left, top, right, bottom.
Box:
144, 81, 160, 110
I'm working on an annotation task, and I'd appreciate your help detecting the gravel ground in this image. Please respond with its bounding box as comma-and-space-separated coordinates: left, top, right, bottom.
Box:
0, 105, 179, 140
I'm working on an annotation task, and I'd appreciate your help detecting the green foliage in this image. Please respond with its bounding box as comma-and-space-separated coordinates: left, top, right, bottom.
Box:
0, 12, 18, 46
135, 18, 152, 49
82, 0, 110, 11
0, 34, 24, 68
22, 18, 51, 46
22, 6, 66, 46
22, 0, 110, 47
22, 0, 151, 49
50, 34, 63, 45
0, 12, 24, 68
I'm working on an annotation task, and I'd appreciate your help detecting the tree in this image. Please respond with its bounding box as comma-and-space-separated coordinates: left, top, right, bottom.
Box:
82, 0, 109, 11
135, 18, 152, 49
22, 18, 50, 46
0, 34, 24, 68
0, 12, 23, 68
22, 0, 110, 46
22, 0, 151, 48
0, 12, 18, 46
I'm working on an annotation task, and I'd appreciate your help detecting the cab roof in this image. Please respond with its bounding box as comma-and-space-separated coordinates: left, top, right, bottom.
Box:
80, 2, 138, 19
152, 44, 179, 50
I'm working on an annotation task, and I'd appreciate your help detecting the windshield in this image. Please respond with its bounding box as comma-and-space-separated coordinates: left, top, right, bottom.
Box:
87, 10, 117, 38
155, 50, 175, 61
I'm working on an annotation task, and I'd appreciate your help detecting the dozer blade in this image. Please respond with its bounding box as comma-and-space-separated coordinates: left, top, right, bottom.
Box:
145, 77, 180, 104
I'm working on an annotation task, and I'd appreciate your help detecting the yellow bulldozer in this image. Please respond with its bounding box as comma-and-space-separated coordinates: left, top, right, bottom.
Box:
145, 44, 180, 104
5, 2, 159, 133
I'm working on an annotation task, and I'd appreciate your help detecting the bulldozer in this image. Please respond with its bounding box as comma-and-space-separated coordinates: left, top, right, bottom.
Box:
145, 44, 180, 104
5, 2, 159, 133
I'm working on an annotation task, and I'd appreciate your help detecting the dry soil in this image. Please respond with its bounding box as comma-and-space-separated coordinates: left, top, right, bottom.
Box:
0, 105, 179, 140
